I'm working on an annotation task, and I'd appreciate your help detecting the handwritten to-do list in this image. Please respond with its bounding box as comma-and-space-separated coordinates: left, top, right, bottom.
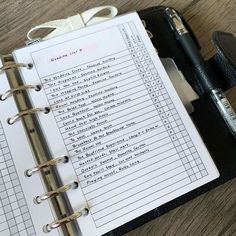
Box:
14, 12, 218, 236
38, 22, 207, 225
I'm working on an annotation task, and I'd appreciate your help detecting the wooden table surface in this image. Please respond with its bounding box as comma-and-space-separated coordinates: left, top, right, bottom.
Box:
1, 1, 236, 236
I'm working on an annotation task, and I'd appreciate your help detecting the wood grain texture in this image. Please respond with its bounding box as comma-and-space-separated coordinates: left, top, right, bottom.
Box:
0, 1, 236, 235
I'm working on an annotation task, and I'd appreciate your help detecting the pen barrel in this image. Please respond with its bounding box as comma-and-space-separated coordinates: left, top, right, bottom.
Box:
179, 33, 218, 94
210, 88, 236, 138
179, 33, 236, 138
178, 33, 204, 65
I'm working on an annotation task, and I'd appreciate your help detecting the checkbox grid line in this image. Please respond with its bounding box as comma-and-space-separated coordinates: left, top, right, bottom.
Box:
0, 122, 37, 235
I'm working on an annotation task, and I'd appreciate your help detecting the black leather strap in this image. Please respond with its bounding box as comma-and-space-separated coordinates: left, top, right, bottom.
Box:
211, 31, 236, 90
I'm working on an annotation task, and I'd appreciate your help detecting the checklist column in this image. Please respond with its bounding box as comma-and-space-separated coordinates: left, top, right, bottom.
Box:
118, 22, 209, 183
0, 122, 36, 236
142, 51, 208, 182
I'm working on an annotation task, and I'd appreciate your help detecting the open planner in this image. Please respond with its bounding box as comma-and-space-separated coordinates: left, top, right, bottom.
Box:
0, 12, 219, 236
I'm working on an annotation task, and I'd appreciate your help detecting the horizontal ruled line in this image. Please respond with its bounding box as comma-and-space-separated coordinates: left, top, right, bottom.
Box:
94, 177, 190, 228
82, 140, 176, 193
78, 133, 172, 184
71, 122, 168, 161
91, 164, 183, 212
51, 70, 141, 112
77, 126, 167, 182
87, 155, 180, 201
64, 100, 156, 141
74, 118, 164, 169
93, 172, 189, 222
53, 75, 144, 118
57, 85, 149, 129
45, 55, 134, 95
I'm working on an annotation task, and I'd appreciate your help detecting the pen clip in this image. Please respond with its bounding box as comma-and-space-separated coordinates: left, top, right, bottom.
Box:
164, 8, 187, 36
164, 7, 201, 49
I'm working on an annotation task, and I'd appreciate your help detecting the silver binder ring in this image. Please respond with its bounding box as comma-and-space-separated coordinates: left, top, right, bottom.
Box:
0, 84, 41, 101
34, 181, 79, 204
43, 208, 89, 233
7, 107, 50, 125
25, 156, 69, 177
0, 62, 33, 74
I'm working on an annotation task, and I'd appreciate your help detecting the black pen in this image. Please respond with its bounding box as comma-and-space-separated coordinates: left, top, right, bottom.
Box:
165, 7, 236, 139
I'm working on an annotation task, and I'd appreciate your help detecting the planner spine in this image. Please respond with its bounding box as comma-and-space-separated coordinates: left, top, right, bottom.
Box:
0, 54, 86, 235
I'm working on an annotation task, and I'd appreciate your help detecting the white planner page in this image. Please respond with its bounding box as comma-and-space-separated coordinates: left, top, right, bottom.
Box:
13, 12, 219, 236
0, 67, 61, 235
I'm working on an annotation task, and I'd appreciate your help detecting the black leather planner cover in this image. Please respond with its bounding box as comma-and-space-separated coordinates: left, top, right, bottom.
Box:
105, 6, 236, 236
106, 6, 236, 235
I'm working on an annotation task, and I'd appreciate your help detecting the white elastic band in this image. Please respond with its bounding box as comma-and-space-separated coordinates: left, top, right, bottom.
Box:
27, 6, 118, 41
